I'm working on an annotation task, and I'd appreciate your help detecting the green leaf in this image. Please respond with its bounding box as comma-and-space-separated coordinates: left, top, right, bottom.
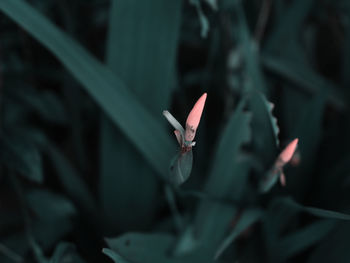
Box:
106, 233, 175, 263
202, 100, 252, 197
234, 3, 267, 94
164, 186, 184, 232
12, 88, 66, 124
189, 0, 210, 38
0, 135, 43, 183
46, 143, 96, 214
272, 219, 336, 262
259, 170, 280, 193
172, 226, 197, 256
194, 99, 252, 246
204, 0, 218, 10
262, 200, 300, 252
102, 248, 130, 263
49, 242, 86, 263
105, 0, 181, 113
262, 55, 344, 109
169, 150, 193, 186
276, 197, 350, 220
265, 0, 314, 53
307, 222, 350, 263
26, 190, 76, 222
100, 0, 182, 231
262, 0, 344, 109
0, 0, 175, 180
249, 91, 279, 166
26, 191, 77, 259
105, 233, 213, 263
215, 209, 263, 260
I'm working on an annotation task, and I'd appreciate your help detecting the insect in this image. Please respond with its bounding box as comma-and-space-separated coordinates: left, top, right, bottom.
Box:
163, 93, 207, 185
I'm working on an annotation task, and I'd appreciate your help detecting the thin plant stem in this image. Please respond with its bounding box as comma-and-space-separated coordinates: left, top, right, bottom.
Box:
164, 185, 184, 232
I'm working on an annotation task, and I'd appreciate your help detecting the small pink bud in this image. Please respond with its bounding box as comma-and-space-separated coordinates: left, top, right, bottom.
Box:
279, 138, 299, 164
185, 93, 207, 142
280, 172, 286, 186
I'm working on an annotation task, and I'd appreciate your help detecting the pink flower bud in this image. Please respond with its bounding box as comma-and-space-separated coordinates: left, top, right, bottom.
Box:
185, 93, 207, 142
279, 138, 299, 164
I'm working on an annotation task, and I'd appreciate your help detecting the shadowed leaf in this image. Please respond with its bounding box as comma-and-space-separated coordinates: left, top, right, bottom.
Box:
169, 150, 193, 186
0, 0, 175, 180
194, 99, 252, 247
215, 209, 263, 260
100, 0, 182, 231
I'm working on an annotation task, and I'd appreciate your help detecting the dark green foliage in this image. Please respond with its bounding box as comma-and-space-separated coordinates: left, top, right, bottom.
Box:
100, 0, 182, 232
102, 248, 130, 263
0, 0, 349, 262
169, 150, 193, 186
1, 134, 43, 183
215, 208, 263, 259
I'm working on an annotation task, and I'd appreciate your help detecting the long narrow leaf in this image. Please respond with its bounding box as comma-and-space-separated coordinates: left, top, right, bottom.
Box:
215, 209, 263, 260
277, 197, 350, 220
100, 0, 182, 231
194, 100, 252, 246
102, 248, 130, 263
0, 0, 174, 179
273, 220, 336, 262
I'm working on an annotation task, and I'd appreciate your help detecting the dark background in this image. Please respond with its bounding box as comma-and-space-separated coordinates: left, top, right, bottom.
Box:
0, 0, 350, 262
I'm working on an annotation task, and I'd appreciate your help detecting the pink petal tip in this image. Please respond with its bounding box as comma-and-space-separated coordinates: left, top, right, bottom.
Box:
186, 93, 207, 130
279, 138, 299, 163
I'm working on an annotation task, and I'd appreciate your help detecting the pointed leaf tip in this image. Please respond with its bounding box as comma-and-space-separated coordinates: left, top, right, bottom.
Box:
186, 93, 207, 130
279, 138, 299, 163
163, 110, 185, 134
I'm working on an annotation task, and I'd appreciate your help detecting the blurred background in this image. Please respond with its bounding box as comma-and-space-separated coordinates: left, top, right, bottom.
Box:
0, 0, 350, 262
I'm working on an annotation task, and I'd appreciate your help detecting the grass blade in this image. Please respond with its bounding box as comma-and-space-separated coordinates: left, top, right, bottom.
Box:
273, 220, 336, 262
214, 209, 263, 260
100, 0, 182, 231
277, 197, 350, 220
194, 100, 252, 246
0, 0, 175, 179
